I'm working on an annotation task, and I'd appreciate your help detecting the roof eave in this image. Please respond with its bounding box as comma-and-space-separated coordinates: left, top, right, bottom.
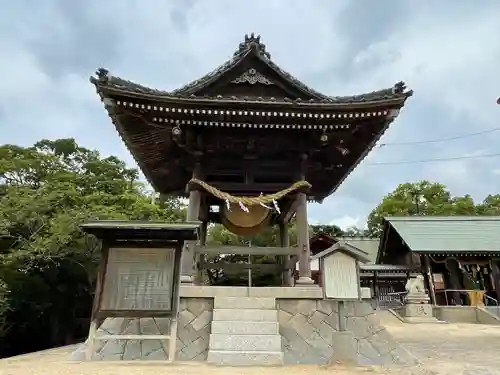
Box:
93, 82, 410, 110
93, 93, 166, 194
313, 241, 371, 263
318, 112, 402, 201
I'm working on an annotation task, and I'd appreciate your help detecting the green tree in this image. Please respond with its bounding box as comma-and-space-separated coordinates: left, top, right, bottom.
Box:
366, 181, 480, 236
477, 195, 500, 214
0, 139, 184, 357
310, 224, 343, 237
206, 223, 298, 286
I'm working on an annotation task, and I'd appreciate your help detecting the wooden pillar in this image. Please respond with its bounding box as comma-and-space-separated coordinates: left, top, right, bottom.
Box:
194, 221, 208, 285
279, 222, 293, 286
295, 191, 314, 285
490, 259, 500, 302
86, 245, 109, 360
422, 254, 437, 305
446, 258, 463, 305
181, 165, 202, 284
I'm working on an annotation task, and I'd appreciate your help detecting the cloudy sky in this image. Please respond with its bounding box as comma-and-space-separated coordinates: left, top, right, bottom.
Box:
2, 0, 500, 229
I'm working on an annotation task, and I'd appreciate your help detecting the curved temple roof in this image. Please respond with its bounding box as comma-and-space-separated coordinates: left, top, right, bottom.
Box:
89, 33, 413, 199
90, 33, 412, 107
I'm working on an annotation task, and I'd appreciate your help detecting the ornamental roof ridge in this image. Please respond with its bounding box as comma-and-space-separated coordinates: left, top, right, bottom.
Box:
90, 34, 413, 104
91, 67, 412, 106
234, 32, 271, 59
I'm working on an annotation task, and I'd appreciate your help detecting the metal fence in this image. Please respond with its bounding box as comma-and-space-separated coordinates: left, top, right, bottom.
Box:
435, 289, 500, 315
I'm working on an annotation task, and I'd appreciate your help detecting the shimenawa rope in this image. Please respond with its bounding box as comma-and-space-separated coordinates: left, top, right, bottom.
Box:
189, 178, 311, 212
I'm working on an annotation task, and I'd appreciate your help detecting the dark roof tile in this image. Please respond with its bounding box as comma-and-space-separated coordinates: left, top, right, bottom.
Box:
91, 34, 412, 105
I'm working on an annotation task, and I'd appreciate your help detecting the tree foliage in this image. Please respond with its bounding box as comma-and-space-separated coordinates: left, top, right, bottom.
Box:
205, 223, 298, 286
0, 139, 184, 357
367, 180, 500, 236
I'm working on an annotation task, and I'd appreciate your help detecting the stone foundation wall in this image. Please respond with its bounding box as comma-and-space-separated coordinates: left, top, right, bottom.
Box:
71, 297, 213, 361
72, 289, 417, 366
277, 299, 417, 366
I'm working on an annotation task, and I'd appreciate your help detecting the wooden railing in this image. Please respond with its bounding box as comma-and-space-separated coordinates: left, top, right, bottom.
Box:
195, 245, 297, 284
194, 245, 297, 256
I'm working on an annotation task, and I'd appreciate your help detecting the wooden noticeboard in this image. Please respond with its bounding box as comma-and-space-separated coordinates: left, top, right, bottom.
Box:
100, 247, 177, 312
80, 221, 199, 362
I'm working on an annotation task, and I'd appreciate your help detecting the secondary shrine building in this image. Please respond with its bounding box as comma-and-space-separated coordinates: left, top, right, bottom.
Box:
91, 33, 412, 286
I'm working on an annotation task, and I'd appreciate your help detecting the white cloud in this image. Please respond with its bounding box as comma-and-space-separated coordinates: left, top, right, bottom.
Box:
329, 216, 363, 231
1, 0, 500, 228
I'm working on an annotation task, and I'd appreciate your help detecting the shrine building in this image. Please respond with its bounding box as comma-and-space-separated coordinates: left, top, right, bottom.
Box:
90, 33, 413, 287
78, 33, 418, 366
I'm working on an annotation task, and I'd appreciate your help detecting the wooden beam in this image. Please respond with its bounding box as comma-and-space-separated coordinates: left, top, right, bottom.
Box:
200, 262, 284, 273
195, 245, 297, 256
422, 254, 437, 305
94, 334, 173, 341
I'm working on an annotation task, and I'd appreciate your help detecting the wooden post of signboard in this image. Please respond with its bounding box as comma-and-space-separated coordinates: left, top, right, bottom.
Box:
85, 245, 109, 361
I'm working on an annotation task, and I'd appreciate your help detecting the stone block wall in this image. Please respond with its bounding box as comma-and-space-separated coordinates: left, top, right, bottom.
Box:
71, 297, 213, 361
277, 299, 417, 366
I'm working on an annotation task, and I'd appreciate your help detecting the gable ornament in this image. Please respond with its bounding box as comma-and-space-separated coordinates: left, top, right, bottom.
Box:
232, 68, 273, 85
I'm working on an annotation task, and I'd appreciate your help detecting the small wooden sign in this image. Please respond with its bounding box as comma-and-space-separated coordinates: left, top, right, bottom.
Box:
314, 241, 371, 301
100, 247, 177, 312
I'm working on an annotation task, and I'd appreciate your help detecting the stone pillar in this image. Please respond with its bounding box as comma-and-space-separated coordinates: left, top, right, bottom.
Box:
181, 167, 202, 285
279, 222, 294, 286
295, 192, 314, 286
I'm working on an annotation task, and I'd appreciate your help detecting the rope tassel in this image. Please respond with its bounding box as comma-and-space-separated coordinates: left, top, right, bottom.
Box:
238, 201, 249, 213
259, 193, 273, 210
272, 199, 280, 214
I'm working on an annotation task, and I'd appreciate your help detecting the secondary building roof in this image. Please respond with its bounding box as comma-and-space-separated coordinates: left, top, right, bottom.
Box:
312, 241, 372, 263
309, 231, 380, 263
81, 220, 200, 242
381, 216, 500, 256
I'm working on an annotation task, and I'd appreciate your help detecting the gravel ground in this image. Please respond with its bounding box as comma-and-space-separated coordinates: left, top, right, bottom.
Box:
1, 322, 499, 375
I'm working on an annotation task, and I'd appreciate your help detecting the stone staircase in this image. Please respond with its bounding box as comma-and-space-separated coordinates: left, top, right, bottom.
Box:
207, 296, 283, 366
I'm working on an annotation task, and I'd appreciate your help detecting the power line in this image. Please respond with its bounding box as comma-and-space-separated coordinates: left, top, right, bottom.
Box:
365, 152, 500, 166
378, 126, 500, 147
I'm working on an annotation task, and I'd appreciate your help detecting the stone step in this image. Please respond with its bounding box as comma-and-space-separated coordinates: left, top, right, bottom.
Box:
207, 350, 283, 366
211, 321, 279, 335
209, 333, 282, 352
213, 308, 278, 322
214, 297, 276, 310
